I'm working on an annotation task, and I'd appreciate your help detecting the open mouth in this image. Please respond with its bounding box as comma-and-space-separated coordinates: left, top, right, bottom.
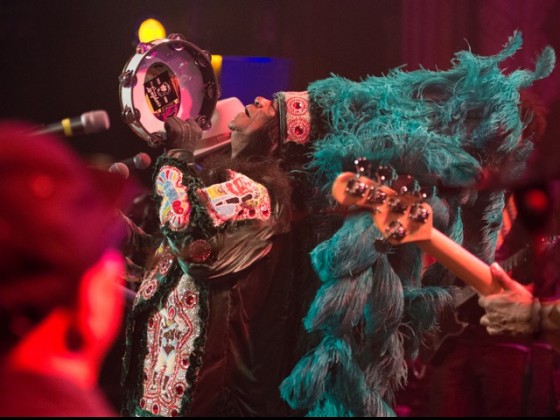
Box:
244, 106, 251, 117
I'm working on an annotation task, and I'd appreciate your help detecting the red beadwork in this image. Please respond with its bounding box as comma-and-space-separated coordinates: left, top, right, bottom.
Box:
286, 95, 308, 115
287, 117, 311, 144
283, 92, 311, 144
140, 398, 146, 408
172, 199, 185, 215
139, 275, 202, 417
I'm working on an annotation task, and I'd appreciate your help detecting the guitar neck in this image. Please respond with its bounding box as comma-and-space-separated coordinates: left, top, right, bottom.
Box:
331, 171, 503, 296
418, 228, 502, 296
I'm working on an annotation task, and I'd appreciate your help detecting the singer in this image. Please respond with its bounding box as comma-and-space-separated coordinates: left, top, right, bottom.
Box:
120, 114, 313, 417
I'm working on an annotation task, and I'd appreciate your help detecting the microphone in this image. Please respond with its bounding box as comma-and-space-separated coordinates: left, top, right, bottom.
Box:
109, 152, 152, 179
118, 152, 152, 170
109, 162, 130, 179
33, 110, 110, 137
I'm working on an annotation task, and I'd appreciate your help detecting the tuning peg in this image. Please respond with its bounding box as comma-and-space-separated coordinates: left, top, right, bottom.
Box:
386, 220, 407, 241
388, 197, 408, 214
410, 203, 430, 223
365, 188, 387, 204
345, 177, 369, 198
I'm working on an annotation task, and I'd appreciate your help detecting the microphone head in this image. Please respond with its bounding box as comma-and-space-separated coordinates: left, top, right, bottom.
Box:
81, 110, 110, 134
132, 152, 152, 170
108, 162, 129, 179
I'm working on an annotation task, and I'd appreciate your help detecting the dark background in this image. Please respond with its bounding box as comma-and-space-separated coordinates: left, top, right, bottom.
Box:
1, 0, 559, 186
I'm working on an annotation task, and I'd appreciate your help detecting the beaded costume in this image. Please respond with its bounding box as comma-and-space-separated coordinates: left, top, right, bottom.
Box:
121, 152, 300, 416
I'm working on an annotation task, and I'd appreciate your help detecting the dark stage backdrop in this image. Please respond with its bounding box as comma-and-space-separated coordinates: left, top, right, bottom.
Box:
0, 0, 559, 187
1, 0, 558, 412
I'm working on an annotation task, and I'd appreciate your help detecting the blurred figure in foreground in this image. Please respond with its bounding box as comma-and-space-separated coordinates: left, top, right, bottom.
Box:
0, 121, 132, 416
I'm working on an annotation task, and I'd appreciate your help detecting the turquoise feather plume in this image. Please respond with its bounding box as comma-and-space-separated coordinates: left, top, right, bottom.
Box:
280, 32, 556, 417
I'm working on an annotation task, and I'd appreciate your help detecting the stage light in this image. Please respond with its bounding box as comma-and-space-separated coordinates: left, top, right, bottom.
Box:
514, 183, 553, 232
211, 54, 223, 80
523, 187, 550, 213
138, 18, 166, 43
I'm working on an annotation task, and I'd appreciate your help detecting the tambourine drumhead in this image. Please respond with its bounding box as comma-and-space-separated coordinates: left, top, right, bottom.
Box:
119, 34, 220, 148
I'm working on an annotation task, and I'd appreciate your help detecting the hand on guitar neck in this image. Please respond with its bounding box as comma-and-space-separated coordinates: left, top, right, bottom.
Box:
332, 167, 560, 351
479, 262, 560, 351
331, 170, 503, 296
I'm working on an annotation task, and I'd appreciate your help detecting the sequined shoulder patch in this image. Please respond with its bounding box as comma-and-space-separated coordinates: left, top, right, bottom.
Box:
196, 170, 271, 227
155, 165, 191, 231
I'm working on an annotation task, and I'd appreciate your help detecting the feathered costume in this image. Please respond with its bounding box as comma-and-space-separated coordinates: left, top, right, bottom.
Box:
277, 32, 555, 417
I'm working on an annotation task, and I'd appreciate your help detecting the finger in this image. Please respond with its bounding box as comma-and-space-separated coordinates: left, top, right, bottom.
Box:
478, 293, 511, 310
164, 116, 183, 132
486, 325, 504, 336
185, 119, 203, 140
478, 295, 491, 309
490, 262, 527, 294
164, 117, 185, 143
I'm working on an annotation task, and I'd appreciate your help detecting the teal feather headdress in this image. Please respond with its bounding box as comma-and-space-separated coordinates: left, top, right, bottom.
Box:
280, 31, 555, 417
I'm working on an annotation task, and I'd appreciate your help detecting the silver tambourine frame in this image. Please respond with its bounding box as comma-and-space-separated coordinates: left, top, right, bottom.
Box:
119, 33, 220, 148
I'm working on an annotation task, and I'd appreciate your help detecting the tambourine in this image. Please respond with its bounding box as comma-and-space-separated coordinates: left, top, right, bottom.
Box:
118, 33, 220, 148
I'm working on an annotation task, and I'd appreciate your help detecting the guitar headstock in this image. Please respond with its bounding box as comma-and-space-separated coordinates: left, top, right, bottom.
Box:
331, 161, 433, 245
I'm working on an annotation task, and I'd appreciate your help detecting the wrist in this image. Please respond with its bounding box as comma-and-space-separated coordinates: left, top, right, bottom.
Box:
166, 149, 194, 164
530, 297, 542, 333
540, 299, 560, 331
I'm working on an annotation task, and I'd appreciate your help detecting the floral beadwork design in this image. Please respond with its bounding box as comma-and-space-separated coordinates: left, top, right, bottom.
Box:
156, 165, 191, 231
197, 170, 271, 227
